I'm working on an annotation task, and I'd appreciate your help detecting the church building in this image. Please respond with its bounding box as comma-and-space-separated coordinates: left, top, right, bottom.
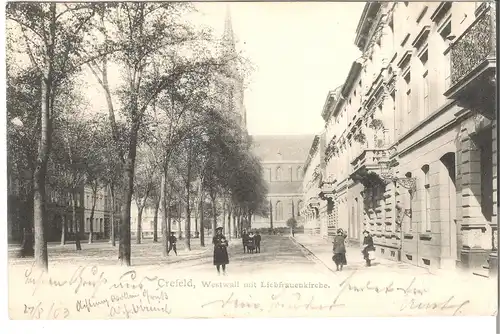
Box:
251, 135, 314, 229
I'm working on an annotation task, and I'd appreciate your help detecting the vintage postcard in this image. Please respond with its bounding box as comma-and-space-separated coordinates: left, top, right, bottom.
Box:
5, 1, 498, 321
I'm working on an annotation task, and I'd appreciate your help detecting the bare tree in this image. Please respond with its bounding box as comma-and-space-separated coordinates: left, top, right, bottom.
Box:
7, 3, 100, 270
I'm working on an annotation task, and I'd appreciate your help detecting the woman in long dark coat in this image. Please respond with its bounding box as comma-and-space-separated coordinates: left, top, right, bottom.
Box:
362, 230, 375, 267
213, 226, 229, 275
332, 228, 347, 271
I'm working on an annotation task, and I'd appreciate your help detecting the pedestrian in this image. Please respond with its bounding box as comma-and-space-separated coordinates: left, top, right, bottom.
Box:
332, 228, 347, 271
362, 230, 375, 267
242, 229, 248, 253
213, 226, 229, 275
255, 231, 262, 253
247, 231, 255, 253
168, 232, 178, 256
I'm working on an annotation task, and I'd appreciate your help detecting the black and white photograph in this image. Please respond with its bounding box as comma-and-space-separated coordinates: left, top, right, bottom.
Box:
4, 1, 498, 322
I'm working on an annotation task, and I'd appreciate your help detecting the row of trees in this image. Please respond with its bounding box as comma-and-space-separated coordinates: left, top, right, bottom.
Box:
6, 2, 268, 271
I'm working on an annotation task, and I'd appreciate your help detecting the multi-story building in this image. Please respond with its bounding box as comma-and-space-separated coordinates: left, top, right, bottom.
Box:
301, 132, 333, 237
251, 135, 312, 229
308, 2, 496, 276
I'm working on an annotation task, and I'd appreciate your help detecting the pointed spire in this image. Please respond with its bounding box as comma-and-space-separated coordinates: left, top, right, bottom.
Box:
222, 4, 236, 53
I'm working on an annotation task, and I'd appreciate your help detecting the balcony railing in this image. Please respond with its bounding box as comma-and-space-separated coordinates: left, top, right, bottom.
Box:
450, 4, 496, 87
350, 148, 389, 173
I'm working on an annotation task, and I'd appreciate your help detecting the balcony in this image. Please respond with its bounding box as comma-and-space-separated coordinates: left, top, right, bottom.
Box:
445, 4, 496, 120
350, 148, 389, 175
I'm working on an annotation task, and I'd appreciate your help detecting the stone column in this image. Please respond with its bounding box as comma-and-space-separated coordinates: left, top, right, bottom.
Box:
382, 91, 395, 145
459, 130, 490, 269
489, 120, 497, 275
455, 141, 464, 264
435, 159, 457, 270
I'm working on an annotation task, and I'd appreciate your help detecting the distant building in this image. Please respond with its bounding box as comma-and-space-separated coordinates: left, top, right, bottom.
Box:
251, 135, 313, 229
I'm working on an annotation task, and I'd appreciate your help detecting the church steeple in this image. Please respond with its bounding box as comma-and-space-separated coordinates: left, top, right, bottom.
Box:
222, 4, 236, 54
220, 4, 247, 132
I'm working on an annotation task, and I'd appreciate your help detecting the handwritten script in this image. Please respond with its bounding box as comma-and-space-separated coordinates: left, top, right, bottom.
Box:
9, 264, 489, 319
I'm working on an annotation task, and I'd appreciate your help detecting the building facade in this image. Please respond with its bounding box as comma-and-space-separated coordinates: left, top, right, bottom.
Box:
301, 133, 335, 237
305, 2, 496, 276
251, 135, 312, 229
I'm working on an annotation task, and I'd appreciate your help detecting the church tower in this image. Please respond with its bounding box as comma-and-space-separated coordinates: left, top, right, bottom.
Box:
221, 5, 247, 131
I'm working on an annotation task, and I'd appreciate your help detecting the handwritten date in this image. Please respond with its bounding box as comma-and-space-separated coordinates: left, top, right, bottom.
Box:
23, 302, 70, 320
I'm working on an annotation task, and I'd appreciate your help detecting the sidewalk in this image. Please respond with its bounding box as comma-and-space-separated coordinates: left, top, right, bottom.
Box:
8, 239, 212, 267
292, 233, 497, 284
292, 233, 428, 273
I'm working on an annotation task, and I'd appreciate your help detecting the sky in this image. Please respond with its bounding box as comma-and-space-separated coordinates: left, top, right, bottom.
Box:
194, 2, 365, 136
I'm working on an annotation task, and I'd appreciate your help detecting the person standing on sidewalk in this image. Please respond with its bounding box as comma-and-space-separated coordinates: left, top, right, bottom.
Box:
168, 232, 178, 256
332, 228, 347, 271
242, 229, 248, 253
255, 231, 262, 253
362, 230, 375, 267
213, 226, 229, 275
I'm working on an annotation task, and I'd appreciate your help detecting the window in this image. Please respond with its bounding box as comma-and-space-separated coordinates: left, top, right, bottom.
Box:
423, 71, 429, 116
275, 201, 283, 221
421, 165, 431, 232
275, 167, 281, 181
404, 71, 412, 120
297, 200, 303, 217
289, 166, 293, 181
420, 49, 429, 117
404, 172, 414, 232
439, 20, 452, 89
86, 218, 90, 232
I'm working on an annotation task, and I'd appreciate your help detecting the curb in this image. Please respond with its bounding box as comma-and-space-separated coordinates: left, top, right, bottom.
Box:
290, 236, 338, 275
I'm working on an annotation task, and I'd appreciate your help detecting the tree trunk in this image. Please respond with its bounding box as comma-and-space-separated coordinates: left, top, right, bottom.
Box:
185, 195, 191, 251
237, 213, 241, 238
19, 192, 35, 257
222, 200, 226, 233
211, 195, 217, 234
178, 202, 182, 237
233, 212, 237, 238
227, 208, 232, 240
194, 210, 198, 237
167, 205, 172, 244
199, 192, 205, 247
33, 73, 52, 270
60, 215, 66, 246
136, 202, 144, 244
161, 173, 170, 256
72, 193, 82, 251
88, 187, 98, 244
119, 158, 135, 266
110, 185, 116, 246
248, 211, 253, 231
153, 198, 160, 243
269, 200, 273, 230
185, 146, 192, 251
